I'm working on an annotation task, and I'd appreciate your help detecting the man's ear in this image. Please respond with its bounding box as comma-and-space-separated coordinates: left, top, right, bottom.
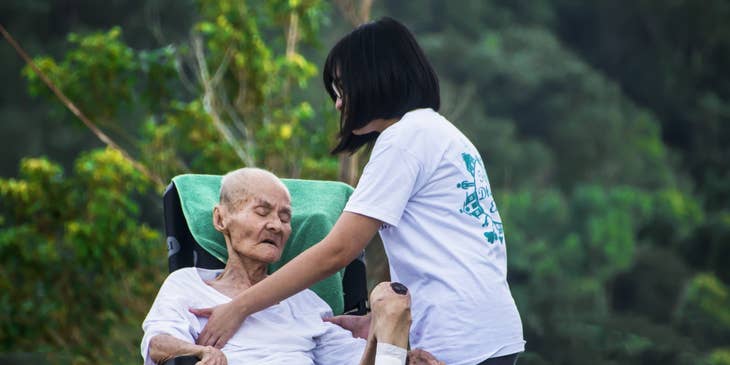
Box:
213, 205, 227, 233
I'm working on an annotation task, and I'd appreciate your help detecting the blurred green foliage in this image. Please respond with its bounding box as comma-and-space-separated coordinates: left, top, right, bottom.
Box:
498, 186, 718, 364
21, 0, 338, 182
1, 0, 729, 364
0, 150, 162, 363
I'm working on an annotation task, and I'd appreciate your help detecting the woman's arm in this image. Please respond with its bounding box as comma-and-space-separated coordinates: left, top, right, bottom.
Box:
149, 334, 226, 365
193, 212, 382, 348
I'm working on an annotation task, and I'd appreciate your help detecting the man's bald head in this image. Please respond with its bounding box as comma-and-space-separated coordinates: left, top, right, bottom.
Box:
219, 168, 289, 211
214, 168, 293, 266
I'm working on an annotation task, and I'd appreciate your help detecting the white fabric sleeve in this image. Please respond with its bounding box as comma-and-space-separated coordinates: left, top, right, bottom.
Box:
345, 143, 423, 227
313, 321, 367, 365
297, 290, 365, 365
375, 342, 407, 365
140, 275, 200, 365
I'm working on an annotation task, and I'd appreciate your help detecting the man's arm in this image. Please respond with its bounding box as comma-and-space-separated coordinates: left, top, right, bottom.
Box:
321, 282, 443, 365
148, 334, 226, 365
364, 282, 411, 365
311, 282, 410, 365
142, 270, 220, 364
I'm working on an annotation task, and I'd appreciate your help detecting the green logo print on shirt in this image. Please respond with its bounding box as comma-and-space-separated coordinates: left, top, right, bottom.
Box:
457, 153, 505, 244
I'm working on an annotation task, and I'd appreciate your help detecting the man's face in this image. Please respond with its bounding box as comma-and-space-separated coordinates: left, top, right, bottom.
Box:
222, 180, 292, 264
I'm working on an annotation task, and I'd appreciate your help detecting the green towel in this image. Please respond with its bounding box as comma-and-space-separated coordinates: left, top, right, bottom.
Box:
171, 174, 354, 314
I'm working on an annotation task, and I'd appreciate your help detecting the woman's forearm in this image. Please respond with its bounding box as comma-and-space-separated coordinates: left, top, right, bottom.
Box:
149, 334, 205, 363
234, 212, 381, 317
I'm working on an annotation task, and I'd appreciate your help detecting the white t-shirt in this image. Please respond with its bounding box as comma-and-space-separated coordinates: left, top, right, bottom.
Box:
345, 108, 525, 365
141, 268, 366, 365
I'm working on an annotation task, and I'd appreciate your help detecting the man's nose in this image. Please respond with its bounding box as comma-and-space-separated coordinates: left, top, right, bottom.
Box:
335, 97, 343, 111
265, 217, 283, 231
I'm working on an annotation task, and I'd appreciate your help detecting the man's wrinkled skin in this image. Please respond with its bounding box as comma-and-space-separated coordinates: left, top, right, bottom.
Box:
368, 282, 412, 349
327, 282, 443, 365
323, 314, 372, 340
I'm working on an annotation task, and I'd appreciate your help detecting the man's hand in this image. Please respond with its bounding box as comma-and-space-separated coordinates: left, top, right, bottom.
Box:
369, 282, 411, 349
189, 302, 246, 349
407, 349, 445, 365
196, 345, 227, 365
323, 314, 371, 339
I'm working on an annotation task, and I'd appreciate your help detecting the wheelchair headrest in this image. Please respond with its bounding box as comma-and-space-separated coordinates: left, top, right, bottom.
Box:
171, 174, 355, 263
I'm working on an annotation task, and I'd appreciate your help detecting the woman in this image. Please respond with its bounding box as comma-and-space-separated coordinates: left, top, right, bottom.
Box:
193, 17, 525, 365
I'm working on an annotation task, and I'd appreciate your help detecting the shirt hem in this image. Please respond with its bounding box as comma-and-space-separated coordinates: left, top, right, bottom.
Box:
452, 340, 525, 365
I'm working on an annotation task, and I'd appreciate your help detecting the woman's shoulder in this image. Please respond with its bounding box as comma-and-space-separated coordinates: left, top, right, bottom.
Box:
399, 109, 456, 136
400, 108, 444, 125
378, 108, 458, 152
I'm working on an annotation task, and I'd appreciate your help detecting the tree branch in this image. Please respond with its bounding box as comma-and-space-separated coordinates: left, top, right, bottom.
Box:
192, 35, 255, 167
0, 23, 165, 190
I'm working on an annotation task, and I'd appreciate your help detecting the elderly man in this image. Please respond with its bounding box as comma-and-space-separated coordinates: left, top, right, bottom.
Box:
141, 168, 423, 365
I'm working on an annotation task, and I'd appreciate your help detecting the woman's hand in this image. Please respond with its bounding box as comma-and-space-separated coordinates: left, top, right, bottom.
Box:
196, 345, 227, 365
323, 314, 371, 339
190, 302, 247, 349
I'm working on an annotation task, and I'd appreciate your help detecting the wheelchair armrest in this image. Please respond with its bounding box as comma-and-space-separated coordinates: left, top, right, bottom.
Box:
160, 355, 198, 365
342, 253, 369, 315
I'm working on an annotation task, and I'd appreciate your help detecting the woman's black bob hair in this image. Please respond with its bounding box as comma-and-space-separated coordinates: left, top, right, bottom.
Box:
324, 17, 440, 154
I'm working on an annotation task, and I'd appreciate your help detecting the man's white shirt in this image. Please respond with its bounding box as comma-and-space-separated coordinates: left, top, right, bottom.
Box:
141, 268, 366, 365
